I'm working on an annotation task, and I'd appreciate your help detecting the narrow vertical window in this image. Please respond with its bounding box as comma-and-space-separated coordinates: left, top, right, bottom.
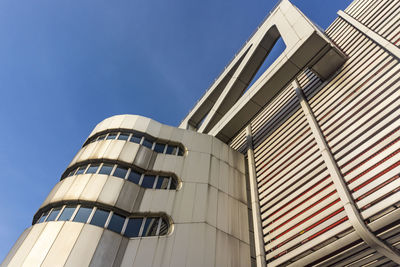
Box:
154, 143, 166, 153
113, 166, 128, 179
75, 165, 87, 175
166, 145, 177, 155
130, 133, 142, 144
99, 164, 114, 175
155, 176, 169, 189
73, 207, 92, 223
141, 175, 156, 188
38, 210, 50, 223
177, 147, 184, 156
128, 170, 142, 184
90, 209, 110, 227
107, 213, 126, 234
46, 207, 61, 221
118, 133, 130, 141
125, 218, 143, 237
142, 217, 159, 236
97, 134, 107, 141
158, 218, 169, 235
106, 132, 118, 140
58, 206, 76, 221
86, 164, 100, 174
142, 138, 153, 149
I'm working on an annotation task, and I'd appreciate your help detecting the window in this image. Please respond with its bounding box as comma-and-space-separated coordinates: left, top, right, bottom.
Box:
130, 133, 142, 144
141, 175, 156, 188
166, 145, 177, 155
99, 164, 114, 175
90, 209, 110, 227
58, 206, 76, 221
155, 176, 169, 189
46, 207, 61, 221
177, 147, 184, 156
124, 218, 143, 238
38, 210, 50, 223
67, 169, 76, 177
170, 179, 178, 190
97, 134, 107, 141
118, 133, 130, 141
107, 213, 126, 233
85, 131, 185, 157
73, 206, 92, 223
113, 166, 128, 179
154, 143, 165, 153
142, 217, 159, 236
86, 164, 100, 174
36, 204, 170, 238
142, 138, 153, 149
63, 161, 179, 191
75, 165, 87, 175
128, 170, 141, 184
106, 132, 118, 140
159, 218, 169, 235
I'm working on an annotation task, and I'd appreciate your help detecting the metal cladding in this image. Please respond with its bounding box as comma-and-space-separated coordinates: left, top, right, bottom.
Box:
3, 0, 400, 266
2, 115, 250, 267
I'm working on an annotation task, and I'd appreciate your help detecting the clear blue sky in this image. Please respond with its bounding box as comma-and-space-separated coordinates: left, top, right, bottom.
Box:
0, 0, 352, 260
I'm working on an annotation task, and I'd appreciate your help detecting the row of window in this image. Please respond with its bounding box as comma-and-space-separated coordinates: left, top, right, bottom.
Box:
85, 131, 185, 156
63, 162, 178, 190
36, 204, 170, 238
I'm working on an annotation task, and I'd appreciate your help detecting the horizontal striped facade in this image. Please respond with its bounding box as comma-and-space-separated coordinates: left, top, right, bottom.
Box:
230, 0, 400, 265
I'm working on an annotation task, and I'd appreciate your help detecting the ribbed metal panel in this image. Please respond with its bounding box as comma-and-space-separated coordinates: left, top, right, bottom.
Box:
345, 0, 400, 47
229, 0, 400, 265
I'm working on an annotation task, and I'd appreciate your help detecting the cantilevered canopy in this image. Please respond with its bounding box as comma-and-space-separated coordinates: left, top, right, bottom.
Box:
179, 0, 346, 142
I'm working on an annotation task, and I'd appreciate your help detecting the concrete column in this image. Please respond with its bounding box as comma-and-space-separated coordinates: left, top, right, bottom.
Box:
293, 80, 400, 264
245, 125, 267, 267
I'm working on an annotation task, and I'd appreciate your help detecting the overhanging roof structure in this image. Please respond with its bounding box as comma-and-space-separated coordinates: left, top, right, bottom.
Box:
179, 0, 347, 142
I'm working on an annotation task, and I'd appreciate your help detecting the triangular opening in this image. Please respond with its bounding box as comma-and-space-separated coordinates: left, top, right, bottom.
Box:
242, 34, 286, 95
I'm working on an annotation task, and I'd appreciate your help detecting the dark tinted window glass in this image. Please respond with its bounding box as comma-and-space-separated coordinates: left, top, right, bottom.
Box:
130, 134, 142, 144
177, 147, 184, 156
73, 207, 92, 223
46, 207, 61, 221
106, 133, 118, 140
170, 179, 177, 190
58, 206, 76, 221
113, 166, 128, 179
118, 133, 130, 141
107, 213, 126, 233
97, 134, 107, 141
154, 143, 165, 153
155, 176, 169, 189
142, 217, 159, 236
38, 210, 50, 223
76, 165, 87, 175
128, 170, 141, 184
86, 164, 100, 174
68, 169, 76, 177
159, 218, 169, 235
166, 145, 177, 155
141, 175, 155, 188
90, 209, 109, 228
142, 139, 153, 149
125, 218, 143, 237
99, 164, 114, 175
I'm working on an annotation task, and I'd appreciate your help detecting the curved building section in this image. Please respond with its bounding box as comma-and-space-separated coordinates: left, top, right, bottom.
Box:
2, 114, 250, 267
34, 202, 171, 238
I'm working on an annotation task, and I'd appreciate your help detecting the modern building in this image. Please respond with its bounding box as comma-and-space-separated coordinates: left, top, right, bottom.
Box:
2, 0, 400, 266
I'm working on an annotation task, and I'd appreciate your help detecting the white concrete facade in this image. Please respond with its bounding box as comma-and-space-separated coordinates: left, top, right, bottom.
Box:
3, 0, 400, 266
2, 115, 250, 267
